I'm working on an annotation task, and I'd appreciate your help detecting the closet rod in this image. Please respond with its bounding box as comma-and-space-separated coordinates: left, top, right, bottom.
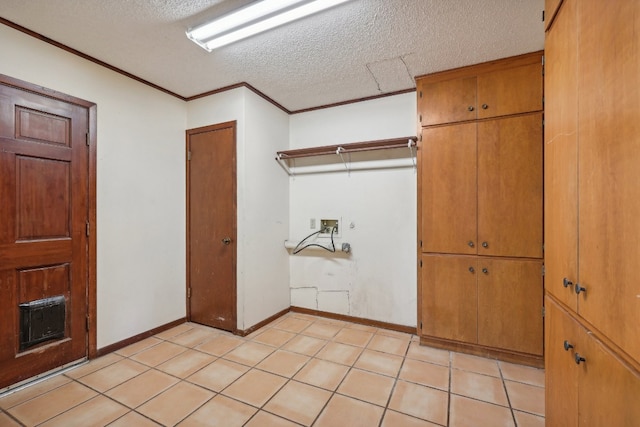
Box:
277, 136, 417, 160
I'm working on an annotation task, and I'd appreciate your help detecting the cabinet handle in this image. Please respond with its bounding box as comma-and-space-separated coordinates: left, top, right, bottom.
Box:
482, 268, 488, 274
563, 278, 573, 288
222, 237, 232, 245
482, 241, 489, 248
482, 104, 489, 109
575, 353, 586, 365
575, 283, 586, 295
469, 267, 475, 273
468, 106, 474, 112
468, 241, 475, 248
563, 340, 574, 351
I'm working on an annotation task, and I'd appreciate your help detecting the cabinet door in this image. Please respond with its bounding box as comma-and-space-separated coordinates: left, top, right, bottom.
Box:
545, 0, 563, 30
421, 255, 477, 343
545, 297, 579, 427
544, 0, 579, 311
422, 123, 477, 254
477, 62, 543, 119
477, 114, 543, 258
577, 0, 640, 361
418, 77, 476, 126
477, 258, 543, 355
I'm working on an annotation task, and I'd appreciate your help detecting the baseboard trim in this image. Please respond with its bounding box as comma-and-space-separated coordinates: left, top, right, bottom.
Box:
290, 306, 417, 335
236, 308, 290, 337
96, 317, 187, 357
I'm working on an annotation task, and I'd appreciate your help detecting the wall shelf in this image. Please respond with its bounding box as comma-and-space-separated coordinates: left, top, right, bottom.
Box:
276, 136, 418, 175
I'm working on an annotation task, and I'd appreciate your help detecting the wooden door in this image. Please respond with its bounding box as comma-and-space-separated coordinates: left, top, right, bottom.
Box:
477, 61, 543, 119
421, 254, 477, 343
0, 82, 90, 388
421, 123, 477, 254
545, 297, 579, 427
418, 77, 477, 126
545, 0, 563, 30
477, 258, 543, 355
187, 122, 237, 332
544, 0, 579, 310
577, 0, 640, 360
477, 114, 543, 258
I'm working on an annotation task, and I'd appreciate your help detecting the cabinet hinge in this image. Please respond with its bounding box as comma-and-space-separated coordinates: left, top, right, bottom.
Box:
419, 91, 422, 98
420, 321, 423, 330
542, 306, 546, 318
187, 151, 192, 161
420, 260, 423, 267
420, 240, 423, 248
542, 265, 545, 276
85, 221, 90, 237
419, 133, 423, 142
85, 131, 90, 146
542, 10, 545, 22
187, 287, 191, 298
86, 314, 90, 332
419, 114, 422, 123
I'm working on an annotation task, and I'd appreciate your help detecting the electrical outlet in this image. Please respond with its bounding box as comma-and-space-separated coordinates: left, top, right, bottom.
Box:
319, 219, 339, 236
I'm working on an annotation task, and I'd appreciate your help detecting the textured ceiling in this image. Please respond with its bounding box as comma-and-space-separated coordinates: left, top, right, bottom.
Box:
0, 0, 544, 112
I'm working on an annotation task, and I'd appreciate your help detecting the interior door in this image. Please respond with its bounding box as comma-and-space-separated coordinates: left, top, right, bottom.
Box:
187, 122, 237, 332
0, 81, 90, 388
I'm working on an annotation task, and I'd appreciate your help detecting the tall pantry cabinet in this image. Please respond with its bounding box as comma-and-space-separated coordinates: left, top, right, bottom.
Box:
416, 52, 544, 367
544, 0, 640, 425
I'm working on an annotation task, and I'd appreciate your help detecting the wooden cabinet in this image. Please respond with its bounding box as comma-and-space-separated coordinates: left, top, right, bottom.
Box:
417, 56, 543, 127
545, 0, 640, 423
417, 52, 544, 366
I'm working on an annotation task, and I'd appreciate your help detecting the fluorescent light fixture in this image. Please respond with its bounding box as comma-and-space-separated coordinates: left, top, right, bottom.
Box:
186, 0, 350, 51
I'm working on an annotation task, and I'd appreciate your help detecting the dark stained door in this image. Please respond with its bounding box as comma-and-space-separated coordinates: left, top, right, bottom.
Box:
187, 122, 237, 332
0, 81, 90, 388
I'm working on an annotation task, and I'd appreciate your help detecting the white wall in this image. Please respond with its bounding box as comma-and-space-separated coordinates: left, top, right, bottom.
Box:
187, 88, 290, 330
288, 94, 418, 327
0, 25, 188, 348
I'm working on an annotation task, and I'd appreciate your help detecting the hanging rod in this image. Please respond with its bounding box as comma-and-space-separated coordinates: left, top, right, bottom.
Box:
276, 136, 417, 160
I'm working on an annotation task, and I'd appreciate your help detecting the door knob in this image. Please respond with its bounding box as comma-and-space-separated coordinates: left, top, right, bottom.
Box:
563, 340, 574, 351
222, 237, 231, 245
482, 268, 488, 274
575, 353, 586, 365
482, 241, 489, 248
482, 104, 489, 109
563, 278, 573, 288
469, 267, 475, 273
468, 106, 474, 111
468, 241, 475, 248
575, 283, 586, 295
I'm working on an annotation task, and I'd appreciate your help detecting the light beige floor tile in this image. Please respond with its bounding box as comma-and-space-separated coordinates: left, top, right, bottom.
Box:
137, 382, 213, 426
451, 352, 500, 377
449, 394, 515, 427
314, 394, 384, 427
256, 350, 310, 377
180, 394, 257, 427
499, 361, 545, 387
224, 341, 275, 366
64, 353, 124, 379
264, 381, 332, 426
381, 410, 442, 427
77, 359, 149, 392
388, 380, 449, 425
251, 328, 297, 347
108, 410, 162, 426
346, 323, 378, 333
105, 369, 179, 408
367, 334, 410, 356
156, 349, 216, 378
195, 335, 244, 356
505, 381, 545, 417
451, 369, 509, 406
337, 369, 395, 406
39, 395, 128, 427
116, 337, 163, 357
315, 342, 362, 366
222, 369, 287, 407
281, 335, 327, 356
186, 358, 249, 392
301, 322, 341, 340
273, 317, 313, 333
405, 342, 450, 366
376, 328, 414, 340
399, 358, 450, 391
8, 381, 97, 426
130, 341, 187, 367
293, 358, 349, 391
354, 349, 404, 377
244, 410, 301, 427
514, 410, 545, 427
167, 328, 218, 348
154, 323, 194, 340
0, 374, 71, 409
333, 328, 374, 347
0, 411, 21, 426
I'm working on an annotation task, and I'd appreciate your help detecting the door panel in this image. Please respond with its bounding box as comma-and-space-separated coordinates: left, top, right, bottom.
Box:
187, 123, 237, 332
477, 62, 543, 119
0, 83, 89, 388
418, 77, 477, 126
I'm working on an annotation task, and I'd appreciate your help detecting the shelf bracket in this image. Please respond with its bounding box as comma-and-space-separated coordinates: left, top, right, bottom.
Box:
408, 139, 417, 171
275, 154, 295, 177
336, 146, 351, 174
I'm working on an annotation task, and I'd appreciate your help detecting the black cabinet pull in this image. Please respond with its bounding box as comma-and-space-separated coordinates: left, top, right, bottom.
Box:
575, 283, 586, 295
482, 268, 489, 274
563, 340, 574, 351
563, 278, 573, 288
468, 241, 475, 248
575, 353, 586, 365
469, 267, 475, 273
482, 104, 489, 109
468, 106, 475, 112
482, 241, 489, 248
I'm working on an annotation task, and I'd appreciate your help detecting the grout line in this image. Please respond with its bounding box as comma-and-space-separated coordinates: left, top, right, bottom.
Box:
497, 361, 518, 426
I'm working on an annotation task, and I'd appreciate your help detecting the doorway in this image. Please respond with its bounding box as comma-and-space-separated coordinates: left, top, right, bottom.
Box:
186, 122, 237, 332
0, 75, 96, 389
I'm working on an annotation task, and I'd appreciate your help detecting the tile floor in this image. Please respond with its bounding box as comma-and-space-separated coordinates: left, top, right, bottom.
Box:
0, 312, 545, 426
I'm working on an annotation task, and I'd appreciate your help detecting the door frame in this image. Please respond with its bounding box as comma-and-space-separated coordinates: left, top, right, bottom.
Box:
0, 73, 98, 358
185, 121, 238, 332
